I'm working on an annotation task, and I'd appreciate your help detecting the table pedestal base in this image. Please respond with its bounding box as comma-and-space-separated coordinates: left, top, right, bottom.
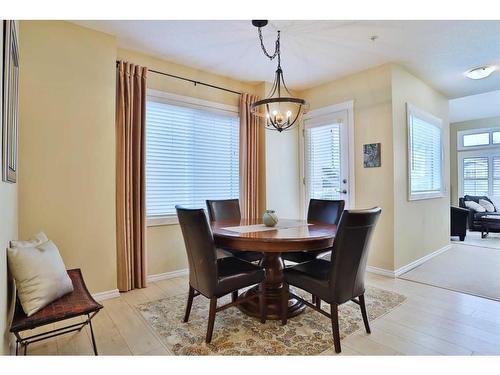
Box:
237, 252, 306, 320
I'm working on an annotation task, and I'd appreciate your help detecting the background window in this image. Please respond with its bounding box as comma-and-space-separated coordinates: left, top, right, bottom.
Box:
463, 157, 489, 196
407, 104, 443, 200
146, 99, 239, 218
493, 132, 500, 144
463, 132, 490, 147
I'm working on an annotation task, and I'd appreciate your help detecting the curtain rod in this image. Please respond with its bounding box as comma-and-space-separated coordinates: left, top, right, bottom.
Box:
116, 61, 242, 96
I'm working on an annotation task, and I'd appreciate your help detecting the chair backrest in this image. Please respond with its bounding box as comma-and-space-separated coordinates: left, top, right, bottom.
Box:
176, 206, 218, 297
206, 199, 241, 222
328, 207, 381, 304
307, 199, 345, 224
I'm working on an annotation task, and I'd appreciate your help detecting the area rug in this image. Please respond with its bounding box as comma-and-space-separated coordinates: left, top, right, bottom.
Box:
136, 286, 406, 355
400, 243, 500, 302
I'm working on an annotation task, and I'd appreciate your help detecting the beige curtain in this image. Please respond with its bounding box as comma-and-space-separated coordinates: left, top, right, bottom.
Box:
239, 93, 262, 219
116, 61, 147, 292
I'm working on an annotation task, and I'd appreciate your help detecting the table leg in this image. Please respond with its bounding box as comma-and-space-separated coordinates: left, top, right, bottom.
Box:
238, 252, 306, 320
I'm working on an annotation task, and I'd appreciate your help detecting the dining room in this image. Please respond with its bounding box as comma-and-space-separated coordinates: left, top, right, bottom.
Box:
3, 3, 500, 369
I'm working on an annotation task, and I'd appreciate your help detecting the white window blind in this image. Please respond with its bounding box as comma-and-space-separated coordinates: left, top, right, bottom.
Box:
408, 105, 443, 200
463, 157, 489, 196
305, 123, 342, 200
146, 99, 239, 218
492, 157, 500, 196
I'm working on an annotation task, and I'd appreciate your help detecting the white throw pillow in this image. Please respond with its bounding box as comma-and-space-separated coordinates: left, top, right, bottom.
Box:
479, 199, 496, 213
7, 232, 74, 316
465, 200, 486, 212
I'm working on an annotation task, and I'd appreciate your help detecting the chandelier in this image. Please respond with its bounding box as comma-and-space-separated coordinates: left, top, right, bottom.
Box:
250, 20, 309, 132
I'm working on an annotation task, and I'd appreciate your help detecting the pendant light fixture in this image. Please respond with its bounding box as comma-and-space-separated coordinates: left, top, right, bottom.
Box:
250, 20, 309, 132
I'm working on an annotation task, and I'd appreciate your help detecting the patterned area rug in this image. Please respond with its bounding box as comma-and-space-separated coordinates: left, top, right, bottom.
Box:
137, 286, 406, 355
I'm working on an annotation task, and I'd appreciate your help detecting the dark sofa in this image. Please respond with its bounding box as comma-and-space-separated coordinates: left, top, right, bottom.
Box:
459, 195, 500, 232
451, 206, 469, 241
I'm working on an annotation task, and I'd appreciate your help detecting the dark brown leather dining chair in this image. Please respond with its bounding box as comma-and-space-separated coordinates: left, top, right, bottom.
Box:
206, 199, 263, 263
176, 206, 266, 343
282, 199, 345, 264
282, 207, 381, 353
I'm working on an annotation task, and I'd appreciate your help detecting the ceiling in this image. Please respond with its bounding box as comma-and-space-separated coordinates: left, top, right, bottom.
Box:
73, 20, 500, 98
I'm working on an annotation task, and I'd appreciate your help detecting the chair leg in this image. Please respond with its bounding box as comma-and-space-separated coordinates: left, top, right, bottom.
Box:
312, 295, 316, 304
316, 297, 321, 310
88, 313, 98, 355
359, 294, 371, 334
184, 285, 195, 323
232, 290, 238, 303
330, 304, 341, 353
205, 297, 217, 344
281, 283, 289, 325
259, 283, 266, 324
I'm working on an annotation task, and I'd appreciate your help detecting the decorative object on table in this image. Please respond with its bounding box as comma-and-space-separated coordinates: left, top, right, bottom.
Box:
262, 209, 279, 227
363, 143, 381, 168
8, 232, 74, 316
137, 285, 405, 355
2, 20, 20, 183
249, 20, 309, 132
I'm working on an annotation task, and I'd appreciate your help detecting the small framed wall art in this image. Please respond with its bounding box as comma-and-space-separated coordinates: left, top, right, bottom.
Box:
363, 143, 381, 168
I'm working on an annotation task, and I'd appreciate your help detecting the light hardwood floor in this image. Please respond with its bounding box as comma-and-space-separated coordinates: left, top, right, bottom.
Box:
21, 272, 500, 356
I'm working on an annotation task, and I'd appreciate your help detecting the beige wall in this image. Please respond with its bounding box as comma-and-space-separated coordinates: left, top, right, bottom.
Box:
116, 49, 263, 276
300, 64, 396, 270
18, 21, 118, 293
450, 116, 500, 204
1, 20, 18, 354
391, 65, 450, 269
0, 177, 16, 355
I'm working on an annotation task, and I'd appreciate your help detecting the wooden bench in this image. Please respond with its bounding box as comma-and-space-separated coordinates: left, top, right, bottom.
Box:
10, 269, 103, 355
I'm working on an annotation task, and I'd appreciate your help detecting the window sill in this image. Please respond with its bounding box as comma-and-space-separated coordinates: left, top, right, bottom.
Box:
408, 192, 445, 201
147, 216, 179, 227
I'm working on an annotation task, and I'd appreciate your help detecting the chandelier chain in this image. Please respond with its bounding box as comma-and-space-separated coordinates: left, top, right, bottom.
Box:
257, 27, 280, 63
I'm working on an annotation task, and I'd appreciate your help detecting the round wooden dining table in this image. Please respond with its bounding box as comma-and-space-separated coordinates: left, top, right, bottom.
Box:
211, 218, 337, 320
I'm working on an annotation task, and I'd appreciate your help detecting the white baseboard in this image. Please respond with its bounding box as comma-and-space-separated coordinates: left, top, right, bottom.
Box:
394, 244, 452, 276
366, 266, 396, 278
367, 243, 452, 278
147, 268, 188, 283
92, 289, 120, 301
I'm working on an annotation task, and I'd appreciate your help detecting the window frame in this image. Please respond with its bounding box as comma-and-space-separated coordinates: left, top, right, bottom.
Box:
145, 89, 239, 226
458, 150, 500, 198
407, 103, 445, 201
457, 127, 500, 151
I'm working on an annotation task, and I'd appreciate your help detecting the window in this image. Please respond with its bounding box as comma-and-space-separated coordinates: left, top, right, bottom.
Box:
458, 128, 500, 149
460, 154, 500, 197
493, 132, 500, 144
305, 123, 342, 200
463, 157, 489, 196
463, 132, 489, 147
146, 92, 239, 222
407, 104, 443, 200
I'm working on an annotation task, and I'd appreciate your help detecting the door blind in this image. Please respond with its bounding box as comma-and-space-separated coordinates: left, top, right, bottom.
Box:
305, 123, 342, 200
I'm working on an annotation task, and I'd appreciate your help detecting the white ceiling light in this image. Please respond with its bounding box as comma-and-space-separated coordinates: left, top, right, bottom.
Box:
465, 65, 497, 80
